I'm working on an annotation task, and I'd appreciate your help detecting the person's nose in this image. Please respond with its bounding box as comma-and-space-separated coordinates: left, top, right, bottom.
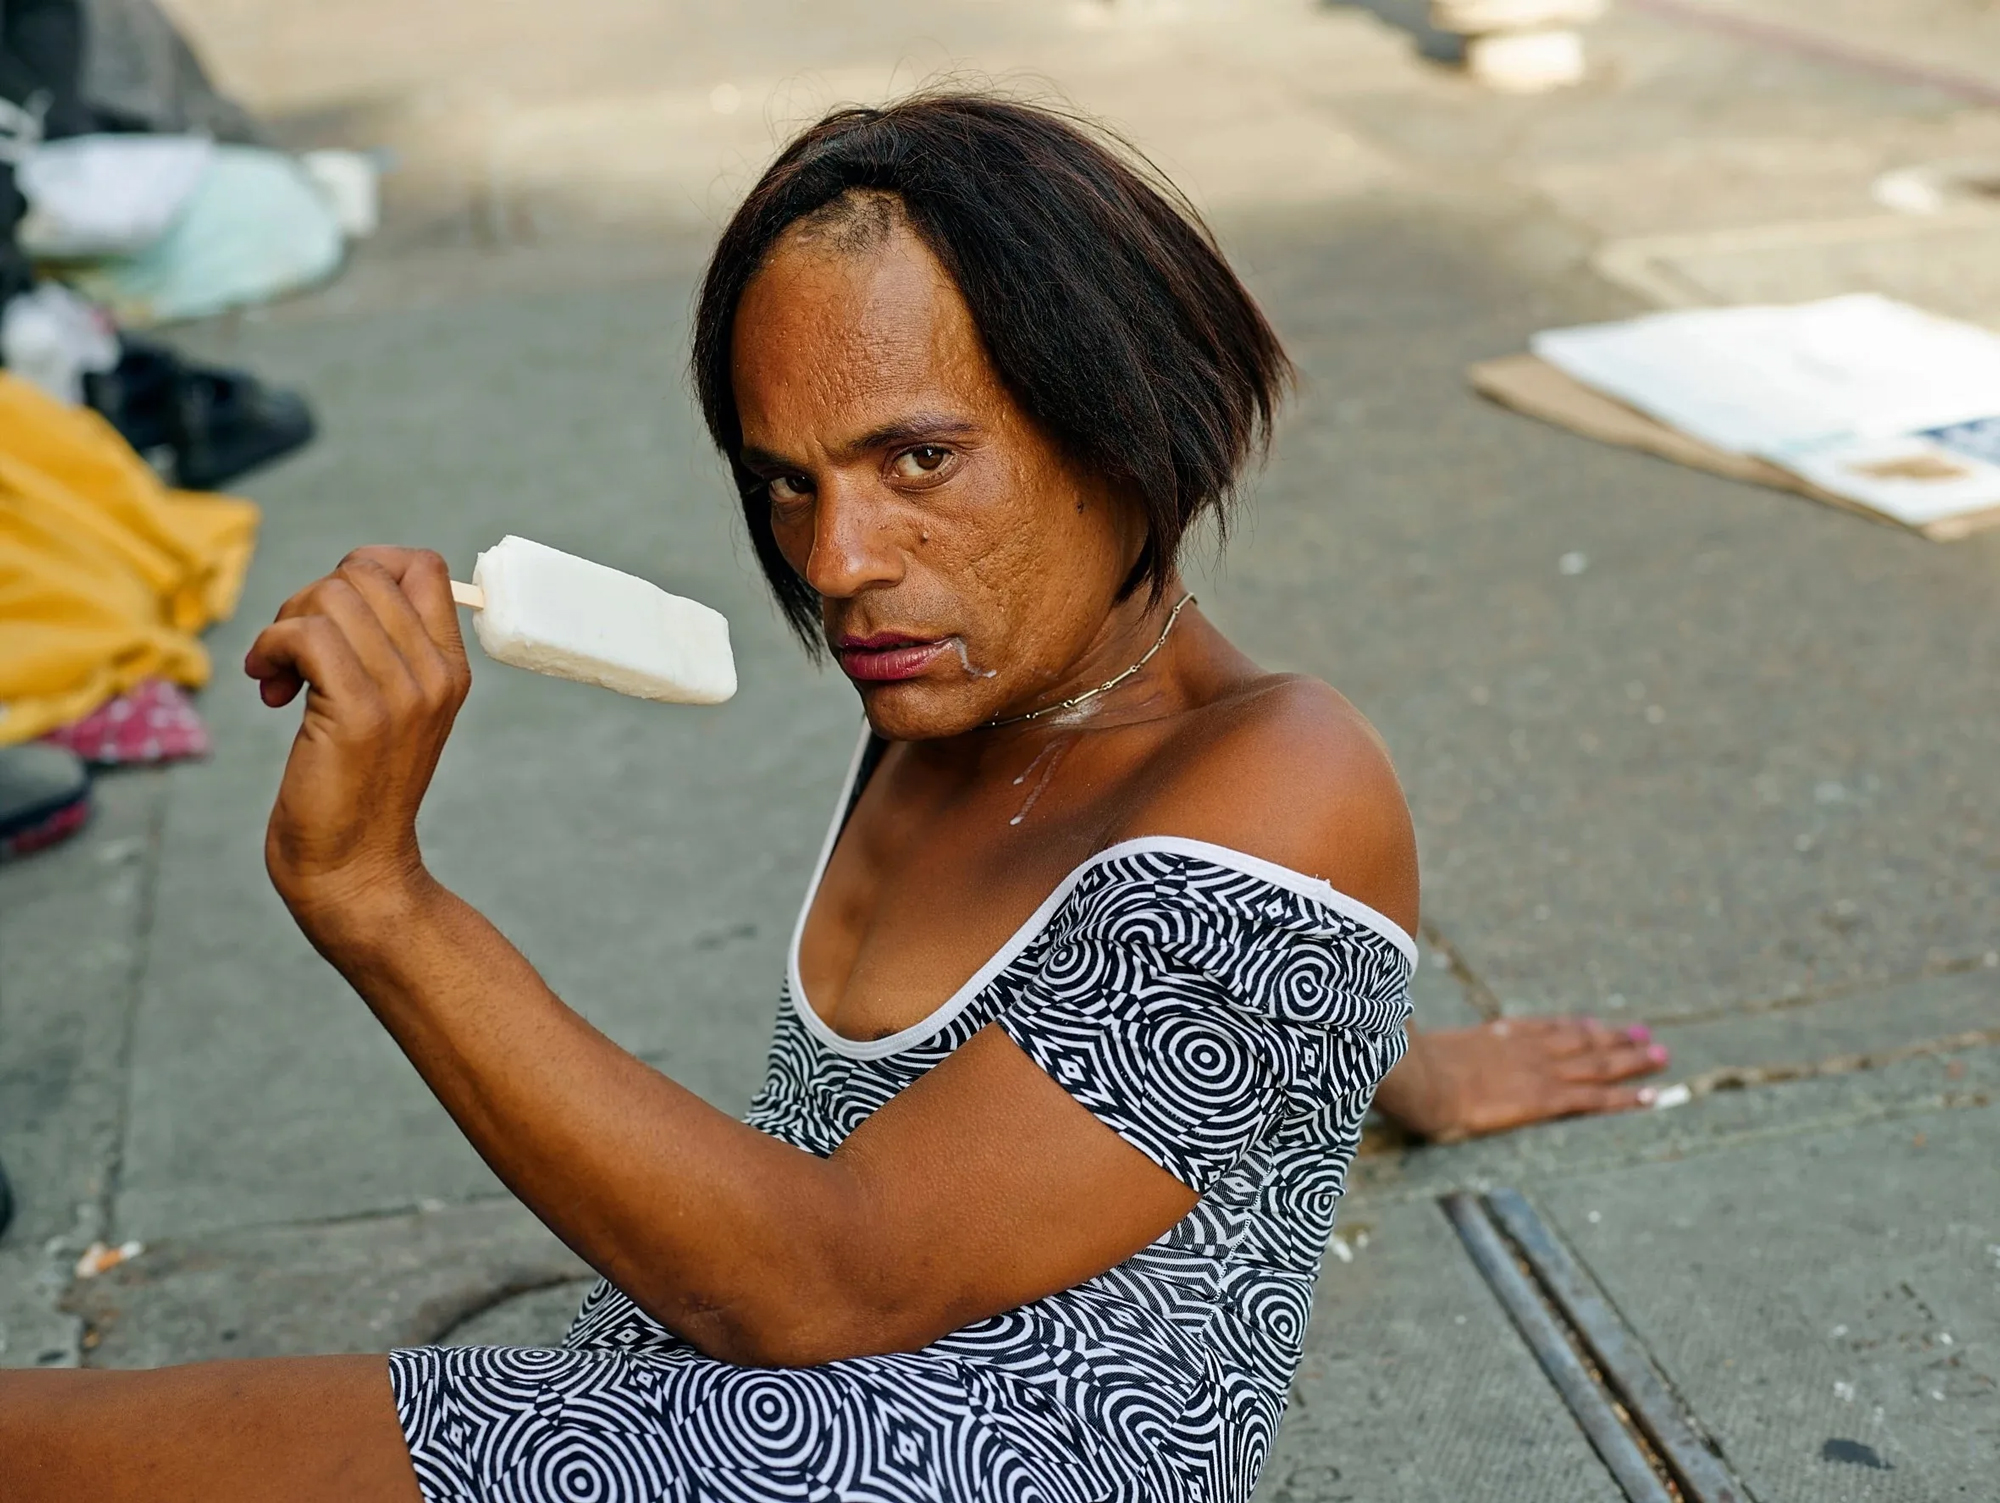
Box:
802, 481, 905, 600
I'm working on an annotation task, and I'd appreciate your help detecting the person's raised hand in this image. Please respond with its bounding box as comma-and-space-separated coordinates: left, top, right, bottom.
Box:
244, 547, 470, 936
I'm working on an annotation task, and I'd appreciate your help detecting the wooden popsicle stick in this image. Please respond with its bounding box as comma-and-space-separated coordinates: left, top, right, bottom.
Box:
451, 580, 486, 610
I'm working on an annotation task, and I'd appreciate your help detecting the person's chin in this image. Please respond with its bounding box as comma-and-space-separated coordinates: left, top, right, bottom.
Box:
854, 678, 990, 741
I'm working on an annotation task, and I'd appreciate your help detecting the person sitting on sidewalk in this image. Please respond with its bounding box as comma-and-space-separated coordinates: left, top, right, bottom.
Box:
0, 92, 1636, 1503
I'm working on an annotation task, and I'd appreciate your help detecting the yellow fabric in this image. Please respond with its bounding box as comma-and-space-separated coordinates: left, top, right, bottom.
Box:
0, 373, 259, 745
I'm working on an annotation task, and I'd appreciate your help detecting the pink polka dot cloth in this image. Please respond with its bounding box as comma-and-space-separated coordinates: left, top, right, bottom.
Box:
43, 679, 212, 766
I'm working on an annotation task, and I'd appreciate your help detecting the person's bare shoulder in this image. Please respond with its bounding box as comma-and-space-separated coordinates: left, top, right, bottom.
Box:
1117, 675, 1419, 937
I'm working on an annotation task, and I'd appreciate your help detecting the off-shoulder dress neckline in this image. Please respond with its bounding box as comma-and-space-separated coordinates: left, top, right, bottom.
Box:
788, 729, 1418, 1062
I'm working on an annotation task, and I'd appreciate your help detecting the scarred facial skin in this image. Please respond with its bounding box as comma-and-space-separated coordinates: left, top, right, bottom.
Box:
730, 213, 1162, 741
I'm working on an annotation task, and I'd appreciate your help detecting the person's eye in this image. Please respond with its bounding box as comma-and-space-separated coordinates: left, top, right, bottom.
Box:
890, 445, 954, 481
767, 473, 813, 507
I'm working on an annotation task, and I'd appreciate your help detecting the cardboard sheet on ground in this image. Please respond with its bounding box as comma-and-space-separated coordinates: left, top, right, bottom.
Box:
1477, 295, 2000, 540
1467, 356, 2000, 543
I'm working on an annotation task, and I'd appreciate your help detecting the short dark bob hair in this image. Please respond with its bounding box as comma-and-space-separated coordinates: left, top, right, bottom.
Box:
692, 91, 1292, 649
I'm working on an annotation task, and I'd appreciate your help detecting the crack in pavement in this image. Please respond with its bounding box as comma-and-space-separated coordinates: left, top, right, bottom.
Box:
1656, 949, 2000, 1028
1419, 918, 1506, 1021
1672, 1025, 2000, 1101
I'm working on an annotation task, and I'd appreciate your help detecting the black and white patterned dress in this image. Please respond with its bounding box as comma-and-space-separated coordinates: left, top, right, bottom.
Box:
391, 736, 1414, 1502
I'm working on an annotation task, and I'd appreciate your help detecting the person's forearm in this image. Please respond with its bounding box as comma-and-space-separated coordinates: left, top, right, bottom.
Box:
298, 876, 869, 1362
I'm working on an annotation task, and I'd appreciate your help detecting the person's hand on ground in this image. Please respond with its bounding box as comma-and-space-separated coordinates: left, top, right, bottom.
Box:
1372, 1016, 1669, 1144
243, 547, 469, 933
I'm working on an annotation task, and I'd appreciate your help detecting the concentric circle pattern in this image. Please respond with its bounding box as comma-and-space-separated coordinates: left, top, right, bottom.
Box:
392, 845, 1410, 1501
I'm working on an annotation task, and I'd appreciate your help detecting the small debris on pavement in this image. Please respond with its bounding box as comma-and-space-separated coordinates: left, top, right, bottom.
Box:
73, 1240, 143, 1279
1821, 1438, 1891, 1469
1649, 1083, 1693, 1111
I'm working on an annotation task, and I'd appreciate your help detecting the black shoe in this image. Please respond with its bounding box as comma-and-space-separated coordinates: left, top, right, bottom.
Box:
86, 337, 316, 489
172, 363, 317, 490
0, 743, 92, 862
0, 1152, 13, 1242
81, 337, 182, 467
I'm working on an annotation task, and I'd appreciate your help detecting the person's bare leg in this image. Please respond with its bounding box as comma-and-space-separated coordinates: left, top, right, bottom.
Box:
0, 1355, 425, 1503
1373, 1017, 1669, 1143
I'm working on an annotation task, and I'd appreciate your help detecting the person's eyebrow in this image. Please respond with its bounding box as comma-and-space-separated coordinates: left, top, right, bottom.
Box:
844, 414, 981, 458
738, 414, 980, 474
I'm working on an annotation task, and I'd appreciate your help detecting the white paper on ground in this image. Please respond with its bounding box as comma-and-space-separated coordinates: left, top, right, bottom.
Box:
1533, 295, 2000, 454
1927, 415, 2000, 465
1779, 435, 2000, 527
1532, 295, 2000, 526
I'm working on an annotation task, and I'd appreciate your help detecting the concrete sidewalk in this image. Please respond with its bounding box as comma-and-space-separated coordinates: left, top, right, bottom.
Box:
2, 3, 1996, 1499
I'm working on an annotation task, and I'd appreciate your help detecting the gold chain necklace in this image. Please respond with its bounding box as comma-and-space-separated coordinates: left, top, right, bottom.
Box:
984, 593, 1196, 729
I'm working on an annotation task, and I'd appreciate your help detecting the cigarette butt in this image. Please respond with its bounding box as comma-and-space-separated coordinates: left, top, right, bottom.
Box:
74, 1239, 144, 1279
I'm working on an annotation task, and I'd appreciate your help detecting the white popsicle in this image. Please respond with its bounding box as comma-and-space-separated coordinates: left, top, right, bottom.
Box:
450, 535, 736, 705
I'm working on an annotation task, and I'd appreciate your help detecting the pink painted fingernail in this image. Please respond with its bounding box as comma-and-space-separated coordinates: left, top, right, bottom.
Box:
1626, 1024, 1652, 1043
1646, 1044, 1670, 1065
1637, 1086, 1659, 1105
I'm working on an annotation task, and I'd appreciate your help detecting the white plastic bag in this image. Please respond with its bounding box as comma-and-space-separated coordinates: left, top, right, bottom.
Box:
0, 283, 120, 405
18, 133, 215, 257
59, 145, 344, 324
300, 149, 380, 239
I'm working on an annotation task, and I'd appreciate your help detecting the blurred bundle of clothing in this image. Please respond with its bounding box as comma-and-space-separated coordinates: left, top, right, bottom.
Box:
0, 5, 373, 870
0, 368, 258, 748
2, 0, 265, 307
1, 0, 323, 487
0, 360, 256, 871
0, 0, 321, 870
